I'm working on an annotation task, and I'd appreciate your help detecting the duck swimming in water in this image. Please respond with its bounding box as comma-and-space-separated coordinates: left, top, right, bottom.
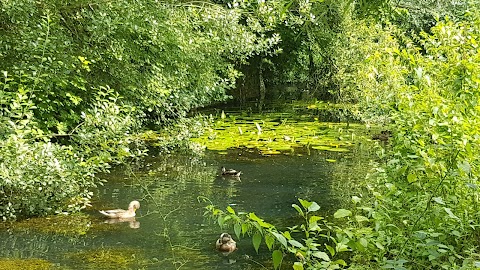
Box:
221, 167, 242, 177
99, 200, 140, 219
216, 233, 237, 255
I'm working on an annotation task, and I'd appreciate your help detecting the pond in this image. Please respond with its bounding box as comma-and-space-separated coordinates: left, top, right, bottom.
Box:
0, 114, 378, 269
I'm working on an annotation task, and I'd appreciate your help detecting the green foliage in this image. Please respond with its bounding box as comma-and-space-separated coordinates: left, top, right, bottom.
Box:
205, 199, 349, 269
333, 4, 480, 269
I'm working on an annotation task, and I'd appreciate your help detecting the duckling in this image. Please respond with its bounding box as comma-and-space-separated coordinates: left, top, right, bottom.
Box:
99, 200, 140, 219
216, 233, 237, 255
221, 167, 242, 177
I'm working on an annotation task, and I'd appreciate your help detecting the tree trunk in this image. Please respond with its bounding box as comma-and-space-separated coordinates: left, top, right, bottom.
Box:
258, 58, 265, 112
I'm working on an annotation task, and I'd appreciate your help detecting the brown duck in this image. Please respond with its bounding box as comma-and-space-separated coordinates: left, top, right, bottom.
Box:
216, 233, 237, 255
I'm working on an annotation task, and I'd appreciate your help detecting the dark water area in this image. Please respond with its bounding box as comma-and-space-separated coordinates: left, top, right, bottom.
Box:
0, 145, 373, 269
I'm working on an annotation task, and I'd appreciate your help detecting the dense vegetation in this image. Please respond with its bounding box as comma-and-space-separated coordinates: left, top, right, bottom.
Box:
1, 0, 480, 269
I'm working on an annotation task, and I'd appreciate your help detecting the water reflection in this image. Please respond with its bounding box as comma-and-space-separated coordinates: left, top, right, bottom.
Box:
0, 147, 373, 269
103, 217, 140, 229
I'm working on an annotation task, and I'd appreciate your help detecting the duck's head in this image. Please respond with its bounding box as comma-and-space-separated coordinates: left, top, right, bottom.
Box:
128, 201, 141, 212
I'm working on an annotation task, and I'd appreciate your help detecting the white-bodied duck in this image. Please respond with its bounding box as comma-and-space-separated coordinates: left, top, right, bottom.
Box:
99, 200, 140, 219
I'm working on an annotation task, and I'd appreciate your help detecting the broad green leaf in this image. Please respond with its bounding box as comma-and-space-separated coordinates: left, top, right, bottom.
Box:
332, 259, 347, 266
288, 239, 304, 248
272, 250, 283, 270
241, 223, 249, 235
293, 262, 304, 270
307, 202, 320, 212
253, 232, 262, 253
312, 251, 330, 261
234, 223, 241, 239
226, 206, 235, 214
359, 238, 368, 247
271, 231, 288, 248
298, 199, 311, 210
355, 215, 369, 222
407, 172, 417, 183
265, 233, 275, 250
325, 244, 335, 256
334, 209, 352, 219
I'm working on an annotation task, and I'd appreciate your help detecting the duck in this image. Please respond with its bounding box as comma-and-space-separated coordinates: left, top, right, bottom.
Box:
221, 167, 242, 177
99, 200, 140, 219
372, 130, 392, 142
216, 233, 237, 254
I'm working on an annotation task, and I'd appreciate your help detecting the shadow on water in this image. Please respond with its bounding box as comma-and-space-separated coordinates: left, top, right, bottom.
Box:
0, 144, 374, 269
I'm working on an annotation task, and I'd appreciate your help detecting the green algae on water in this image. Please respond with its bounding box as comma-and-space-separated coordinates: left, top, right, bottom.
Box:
2, 213, 93, 236
191, 112, 366, 155
0, 258, 54, 270
67, 247, 146, 270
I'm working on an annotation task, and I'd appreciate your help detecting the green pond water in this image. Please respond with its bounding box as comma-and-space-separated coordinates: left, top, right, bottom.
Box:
0, 114, 379, 270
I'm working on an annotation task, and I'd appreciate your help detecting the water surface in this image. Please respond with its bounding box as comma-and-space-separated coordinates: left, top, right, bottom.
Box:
0, 146, 372, 269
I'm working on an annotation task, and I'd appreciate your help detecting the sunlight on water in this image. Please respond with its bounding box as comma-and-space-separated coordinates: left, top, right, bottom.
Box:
0, 146, 372, 269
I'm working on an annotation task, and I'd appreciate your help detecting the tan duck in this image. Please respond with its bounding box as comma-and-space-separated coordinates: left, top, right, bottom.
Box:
216, 233, 237, 255
221, 167, 242, 177
99, 200, 140, 219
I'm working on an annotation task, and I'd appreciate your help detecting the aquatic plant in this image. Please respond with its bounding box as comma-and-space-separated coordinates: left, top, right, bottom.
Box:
67, 247, 145, 270
191, 112, 365, 156
0, 258, 53, 270
205, 199, 354, 270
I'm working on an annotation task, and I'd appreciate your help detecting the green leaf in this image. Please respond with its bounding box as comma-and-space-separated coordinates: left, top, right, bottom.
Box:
312, 251, 330, 261
292, 204, 304, 216
325, 244, 335, 256
359, 237, 368, 247
407, 172, 417, 183
307, 202, 320, 212
355, 215, 369, 222
332, 259, 347, 266
253, 232, 262, 253
433, 197, 445, 205
444, 208, 459, 220
241, 223, 249, 235
334, 209, 352, 219
272, 250, 283, 270
288, 239, 304, 248
265, 233, 275, 250
293, 262, 304, 270
234, 223, 241, 239
226, 206, 235, 214
298, 199, 311, 210
271, 231, 288, 248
